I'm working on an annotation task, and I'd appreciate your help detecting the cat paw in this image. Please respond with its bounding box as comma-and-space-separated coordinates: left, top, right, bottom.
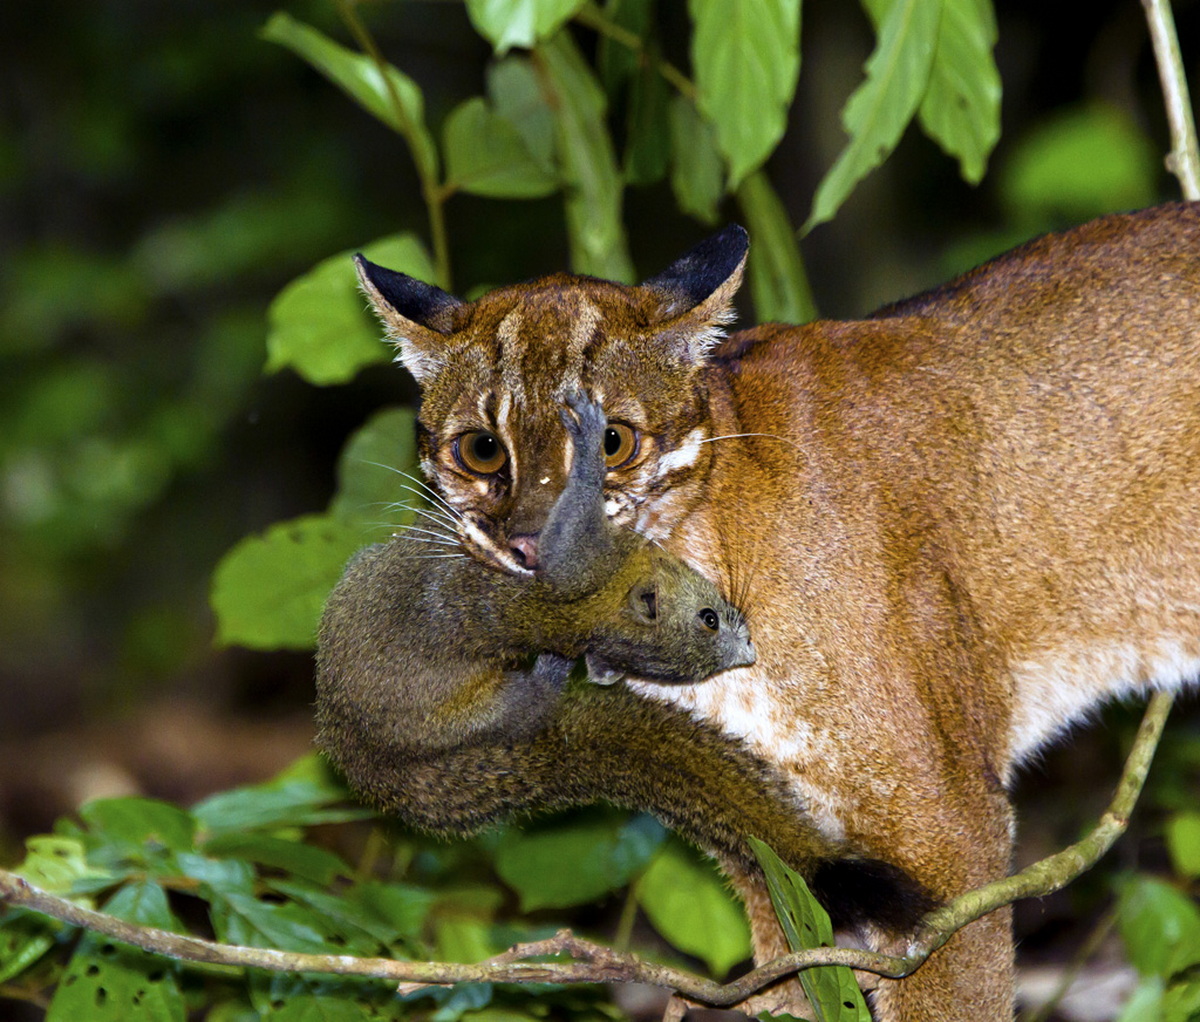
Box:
557, 389, 606, 441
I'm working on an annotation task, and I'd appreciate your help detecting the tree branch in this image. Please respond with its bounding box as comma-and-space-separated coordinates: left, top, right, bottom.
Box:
1143, 0, 1200, 200
0, 692, 1173, 1008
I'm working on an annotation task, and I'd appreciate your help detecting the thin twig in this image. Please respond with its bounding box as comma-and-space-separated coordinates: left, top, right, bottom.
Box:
1142, 0, 1200, 200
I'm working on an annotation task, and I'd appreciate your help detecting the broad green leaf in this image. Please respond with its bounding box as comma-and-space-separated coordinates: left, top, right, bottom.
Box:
215, 891, 331, 952
270, 879, 402, 952
804, 0, 942, 233
265, 233, 434, 386
621, 44, 671, 186
104, 880, 181, 930
737, 170, 817, 323
689, 0, 801, 188
193, 753, 362, 835
536, 33, 634, 280
328, 407, 419, 527
16, 836, 109, 894
1166, 811, 1200, 878
495, 811, 665, 910
597, 0, 654, 90
488, 57, 558, 175
999, 104, 1158, 220
80, 798, 197, 856
210, 512, 366, 650
1117, 875, 1200, 978
443, 97, 559, 198
174, 852, 257, 898
668, 96, 724, 225
355, 881, 438, 945
916, 0, 1000, 183
750, 837, 870, 1022
466, 0, 586, 53
637, 837, 751, 978
269, 995, 372, 1022
261, 13, 437, 181
48, 934, 185, 1022
202, 832, 352, 886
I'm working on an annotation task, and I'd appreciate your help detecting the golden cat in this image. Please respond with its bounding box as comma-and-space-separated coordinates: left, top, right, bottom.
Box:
349, 203, 1200, 1019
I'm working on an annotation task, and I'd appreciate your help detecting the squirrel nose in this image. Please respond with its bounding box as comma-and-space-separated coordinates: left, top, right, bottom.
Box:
510, 533, 540, 570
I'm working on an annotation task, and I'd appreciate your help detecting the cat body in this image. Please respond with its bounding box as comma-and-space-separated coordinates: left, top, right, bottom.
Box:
351, 203, 1200, 1020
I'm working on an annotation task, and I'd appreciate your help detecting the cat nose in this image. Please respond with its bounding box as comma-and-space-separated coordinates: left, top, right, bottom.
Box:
509, 534, 540, 570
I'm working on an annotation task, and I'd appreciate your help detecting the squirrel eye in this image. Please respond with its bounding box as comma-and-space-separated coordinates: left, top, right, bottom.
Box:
699, 608, 720, 632
455, 430, 507, 475
604, 422, 639, 468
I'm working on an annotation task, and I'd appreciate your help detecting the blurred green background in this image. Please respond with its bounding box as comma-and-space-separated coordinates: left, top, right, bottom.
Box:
0, 0, 1196, 899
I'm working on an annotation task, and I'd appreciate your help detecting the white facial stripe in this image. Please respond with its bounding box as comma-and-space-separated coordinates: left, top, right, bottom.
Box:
656, 428, 706, 477
497, 310, 525, 403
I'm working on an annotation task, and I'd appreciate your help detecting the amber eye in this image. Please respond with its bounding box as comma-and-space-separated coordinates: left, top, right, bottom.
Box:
603, 422, 638, 468
699, 608, 720, 633
455, 430, 507, 475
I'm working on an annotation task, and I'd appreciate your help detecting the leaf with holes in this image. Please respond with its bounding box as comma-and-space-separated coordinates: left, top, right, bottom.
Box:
749, 838, 870, 1022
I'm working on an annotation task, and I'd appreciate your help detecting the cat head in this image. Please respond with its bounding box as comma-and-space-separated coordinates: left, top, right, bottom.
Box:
356, 227, 748, 574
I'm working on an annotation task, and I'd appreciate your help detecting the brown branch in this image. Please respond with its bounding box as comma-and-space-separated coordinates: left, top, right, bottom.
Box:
0, 692, 1172, 1008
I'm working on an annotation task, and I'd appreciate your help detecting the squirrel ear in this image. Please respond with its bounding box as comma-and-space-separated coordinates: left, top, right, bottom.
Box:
354, 255, 464, 384
640, 225, 749, 364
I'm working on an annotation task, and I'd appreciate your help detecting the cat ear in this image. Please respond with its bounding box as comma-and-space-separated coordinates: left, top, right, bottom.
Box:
354, 255, 464, 384
640, 225, 749, 364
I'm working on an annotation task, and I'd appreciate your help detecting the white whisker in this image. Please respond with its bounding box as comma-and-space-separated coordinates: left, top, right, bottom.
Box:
699, 432, 793, 445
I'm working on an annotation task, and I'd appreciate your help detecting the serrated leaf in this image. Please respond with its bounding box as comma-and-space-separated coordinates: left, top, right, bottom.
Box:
444, 97, 560, 198
668, 96, 725, 225
16, 836, 110, 894
536, 33, 634, 280
689, 0, 801, 188
999, 104, 1158, 220
1166, 811, 1200, 879
495, 810, 665, 911
261, 13, 437, 181
637, 837, 751, 978
265, 233, 434, 385
804, 0, 941, 233
916, 0, 1000, 183
210, 512, 367, 650
465, 0, 587, 54
1117, 875, 1200, 979
80, 798, 197, 856
328, 406, 419, 527
737, 170, 817, 323
749, 838, 870, 1022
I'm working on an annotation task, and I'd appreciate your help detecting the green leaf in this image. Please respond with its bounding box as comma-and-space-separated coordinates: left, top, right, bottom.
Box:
80, 798, 197, 856
193, 754, 363, 835
328, 406, 419, 527
210, 512, 366, 650
488, 57, 558, 175
444, 97, 560, 198
637, 837, 751, 978
202, 832, 352, 886
355, 881, 438, 944
749, 837, 870, 1022
265, 233, 434, 386
999, 104, 1158, 221
1166, 811, 1200, 879
268, 994, 373, 1022
689, 0, 801, 188
104, 880, 181, 930
269, 880, 401, 953
495, 810, 664, 911
0, 910, 58, 985
1116, 976, 1165, 1022
1117, 875, 1200, 979
668, 97, 725, 225
737, 170, 817, 323
621, 45, 671, 186
173, 852, 257, 898
465, 0, 587, 54
215, 891, 332, 952
916, 0, 1000, 184
536, 33, 634, 281
804, 0, 942, 233
261, 13, 437, 182
16, 836, 110, 894
48, 935, 185, 1022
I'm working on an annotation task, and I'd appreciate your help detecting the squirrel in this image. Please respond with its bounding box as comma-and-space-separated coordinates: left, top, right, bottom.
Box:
316, 390, 755, 761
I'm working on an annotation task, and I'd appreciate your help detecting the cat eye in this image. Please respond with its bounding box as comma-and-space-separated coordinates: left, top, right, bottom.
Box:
698, 608, 720, 632
454, 430, 508, 475
603, 422, 638, 468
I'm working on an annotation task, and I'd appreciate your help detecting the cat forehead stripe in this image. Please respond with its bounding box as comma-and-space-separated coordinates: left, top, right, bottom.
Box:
496, 309, 525, 403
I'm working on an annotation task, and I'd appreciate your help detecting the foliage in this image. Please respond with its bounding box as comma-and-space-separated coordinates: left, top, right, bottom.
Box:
0, 758, 752, 1019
